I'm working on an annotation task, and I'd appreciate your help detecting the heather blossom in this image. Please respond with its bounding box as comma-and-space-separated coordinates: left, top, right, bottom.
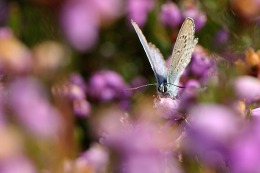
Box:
88, 70, 131, 106
159, 2, 182, 28
183, 7, 207, 31
1, 1, 260, 173
61, 0, 123, 51
8, 77, 62, 138
127, 0, 154, 27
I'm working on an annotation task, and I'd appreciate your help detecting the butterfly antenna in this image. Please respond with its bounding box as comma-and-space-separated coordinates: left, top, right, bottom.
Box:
126, 83, 157, 91
167, 83, 185, 88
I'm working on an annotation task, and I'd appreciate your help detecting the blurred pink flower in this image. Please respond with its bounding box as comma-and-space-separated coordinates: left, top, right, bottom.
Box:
154, 97, 181, 119
0, 156, 36, 173
191, 47, 212, 77
251, 107, 260, 117
234, 76, 260, 102
188, 104, 241, 142
229, 123, 260, 173
8, 77, 62, 138
61, 0, 99, 51
100, 112, 182, 173
88, 70, 130, 102
61, 0, 122, 51
184, 104, 242, 166
127, 0, 154, 27
214, 28, 229, 45
73, 99, 91, 117
78, 143, 109, 173
159, 2, 182, 28
183, 7, 207, 31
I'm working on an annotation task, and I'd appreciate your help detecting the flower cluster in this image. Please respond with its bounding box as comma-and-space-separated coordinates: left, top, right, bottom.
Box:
0, 0, 260, 173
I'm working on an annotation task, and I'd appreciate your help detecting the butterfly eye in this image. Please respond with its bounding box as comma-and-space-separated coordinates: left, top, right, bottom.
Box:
163, 85, 168, 93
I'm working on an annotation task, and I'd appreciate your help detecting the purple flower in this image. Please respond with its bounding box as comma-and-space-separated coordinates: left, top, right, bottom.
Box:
154, 97, 181, 119
178, 79, 200, 110
251, 107, 260, 117
100, 113, 182, 173
229, 123, 260, 173
8, 77, 62, 138
127, 0, 154, 27
159, 2, 182, 28
60, 0, 99, 51
89, 0, 123, 23
234, 76, 260, 102
183, 7, 207, 31
73, 99, 91, 117
69, 73, 87, 92
68, 73, 91, 117
184, 104, 242, 166
77, 144, 109, 173
0, 155, 36, 173
191, 47, 212, 77
88, 70, 130, 102
122, 153, 182, 173
214, 28, 229, 45
61, 0, 122, 51
0, 27, 12, 39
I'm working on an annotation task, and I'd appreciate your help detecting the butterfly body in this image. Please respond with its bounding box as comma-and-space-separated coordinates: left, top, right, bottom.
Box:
131, 17, 198, 98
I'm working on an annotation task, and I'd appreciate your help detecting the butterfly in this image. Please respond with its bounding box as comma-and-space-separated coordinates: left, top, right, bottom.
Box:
131, 17, 198, 99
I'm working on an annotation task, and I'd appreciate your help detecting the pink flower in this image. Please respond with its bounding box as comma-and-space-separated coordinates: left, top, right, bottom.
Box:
159, 2, 182, 28
60, 0, 99, 51
184, 104, 242, 166
234, 76, 260, 102
9, 77, 62, 138
88, 70, 130, 102
127, 0, 154, 27
60, 0, 123, 51
183, 7, 207, 31
154, 97, 181, 119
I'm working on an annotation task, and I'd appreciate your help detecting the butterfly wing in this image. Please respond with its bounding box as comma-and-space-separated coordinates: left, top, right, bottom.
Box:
131, 20, 167, 85
167, 17, 198, 88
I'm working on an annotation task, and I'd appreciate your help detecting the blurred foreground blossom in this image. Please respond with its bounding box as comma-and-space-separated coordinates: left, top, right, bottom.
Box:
88, 70, 131, 106
154, 97, 181, 120
159, 2, 182, 28
8, 77, 62, 138
76, 143, 109, 173
127, 0, 154, 27
251, 107, 260, 117
0, 155, 36, 173
0, 29, 32, 73
61, 0, 122, 51
183, 7, 207, 31
234, 75, 260, 102
52, 73, 91, 117
63, 144, 108, 173
184, 104, 242, 166
99, 110, 182, 173
69, 73, 91, 117
229, 118, 260, 173
191, 46, 213, 78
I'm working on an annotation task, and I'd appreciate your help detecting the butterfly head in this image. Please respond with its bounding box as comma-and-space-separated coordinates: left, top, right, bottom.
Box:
158, 83, 168, 94
158, 83, 181, 99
